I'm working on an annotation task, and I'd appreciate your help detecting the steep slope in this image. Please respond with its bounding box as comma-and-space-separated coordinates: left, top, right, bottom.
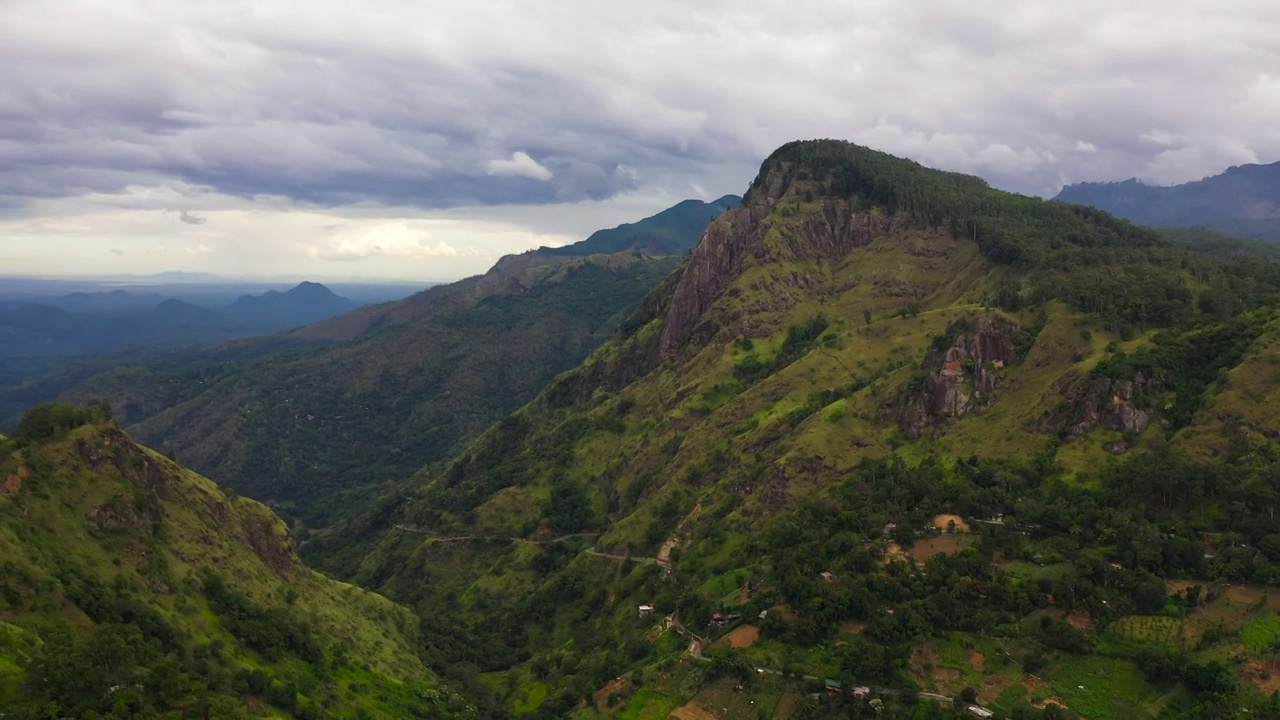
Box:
55, 199, 732, 526
0, 404, 475, 719
1055, 160, 1280, 241
312, 141, 1280, 719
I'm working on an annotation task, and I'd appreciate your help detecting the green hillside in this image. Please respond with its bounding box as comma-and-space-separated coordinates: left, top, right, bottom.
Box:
52, 255, 679, 528
33, 198, 733, 528
1055, 161, 1280, 241
0, 403, 475, 719
308, 141, 1280, 720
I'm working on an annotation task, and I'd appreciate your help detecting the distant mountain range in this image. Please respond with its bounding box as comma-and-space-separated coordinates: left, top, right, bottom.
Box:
1055, 160, 1280, 241
0, 281, 360, 358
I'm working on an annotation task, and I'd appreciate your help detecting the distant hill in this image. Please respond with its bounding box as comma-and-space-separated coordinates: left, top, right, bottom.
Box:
49, 199, 727, 526
1055, 160, 1280, 240
0, 404, 473, 718
540, 194, 740, 256
225, 280, 360, 328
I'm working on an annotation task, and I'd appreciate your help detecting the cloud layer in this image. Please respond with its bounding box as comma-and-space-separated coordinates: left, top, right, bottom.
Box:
2, 0, 1278, 277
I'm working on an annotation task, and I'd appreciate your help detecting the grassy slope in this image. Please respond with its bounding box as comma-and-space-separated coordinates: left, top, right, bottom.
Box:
0, 423, 472, 719
309, 142, 1280, 719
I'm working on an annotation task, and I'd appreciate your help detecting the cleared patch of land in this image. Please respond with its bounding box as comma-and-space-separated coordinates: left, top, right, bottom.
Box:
911, 535, 963, 562
932, 513, 971, 532
716, 624, 760, 649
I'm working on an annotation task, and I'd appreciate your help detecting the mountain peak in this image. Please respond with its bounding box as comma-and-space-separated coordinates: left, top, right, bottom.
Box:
286, 280, 339, 297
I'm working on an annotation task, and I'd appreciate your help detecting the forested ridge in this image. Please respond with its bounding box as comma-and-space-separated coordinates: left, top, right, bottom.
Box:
305, 141, 1280, 720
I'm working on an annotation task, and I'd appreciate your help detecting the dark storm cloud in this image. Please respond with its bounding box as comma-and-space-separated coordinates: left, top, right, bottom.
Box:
1, 0, 1278, 213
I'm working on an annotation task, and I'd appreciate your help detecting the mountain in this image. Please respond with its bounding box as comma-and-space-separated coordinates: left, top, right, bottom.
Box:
148, 297, 225, 325
225, 281, 360, 328
51, 199, 732, 527
308, 140, 1280, 719
53, 289, 169, 314
0, 302, 238, 358
1055, 160, 1280, 241
0, 283, 363, 362
540, 195, 741, 256
0, 403, 475, 718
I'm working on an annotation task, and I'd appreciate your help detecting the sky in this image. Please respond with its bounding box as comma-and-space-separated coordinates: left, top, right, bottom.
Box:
2, 1, 1278, 281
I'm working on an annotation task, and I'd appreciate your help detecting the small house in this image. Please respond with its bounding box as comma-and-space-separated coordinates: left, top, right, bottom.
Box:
966, 705, 994, 719
824, 679, 843, 693
638, 604, 654, 617
819, 571, 836, 583
711, 612, 724, 622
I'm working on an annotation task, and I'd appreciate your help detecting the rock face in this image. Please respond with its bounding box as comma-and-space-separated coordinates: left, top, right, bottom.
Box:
658, 162, 899, 361
900, 316, 1021, 437
1056, 376, 1151, 436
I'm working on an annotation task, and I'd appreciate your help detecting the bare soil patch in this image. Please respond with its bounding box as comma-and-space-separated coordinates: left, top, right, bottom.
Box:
911, 535, 962, 562
1066, 612, 1093, 631
1245, 661, 1280, 695
933, 513, 971, 533
1225, 585, 1270, 605
669, 700, 720, 720
714, 624, 760, 650
593, 675, 632, 705
658, 537, 679, 565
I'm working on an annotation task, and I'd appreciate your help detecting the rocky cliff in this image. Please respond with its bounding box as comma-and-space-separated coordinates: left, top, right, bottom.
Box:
899, 315, 1022, 437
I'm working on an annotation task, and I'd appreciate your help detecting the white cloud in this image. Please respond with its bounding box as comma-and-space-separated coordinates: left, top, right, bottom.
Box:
486, 152, 554, 181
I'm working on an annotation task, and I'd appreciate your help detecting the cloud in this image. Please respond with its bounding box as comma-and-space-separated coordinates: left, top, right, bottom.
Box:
178, 210, 207, 225
487, 152, 554, 181
2, 0, 1279, 278
1, 0, 1276, 215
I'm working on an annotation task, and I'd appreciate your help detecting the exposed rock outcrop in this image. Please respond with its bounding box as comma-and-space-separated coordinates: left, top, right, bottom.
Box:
900, 316, 1022, 437
1054, 375, 1151, 436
